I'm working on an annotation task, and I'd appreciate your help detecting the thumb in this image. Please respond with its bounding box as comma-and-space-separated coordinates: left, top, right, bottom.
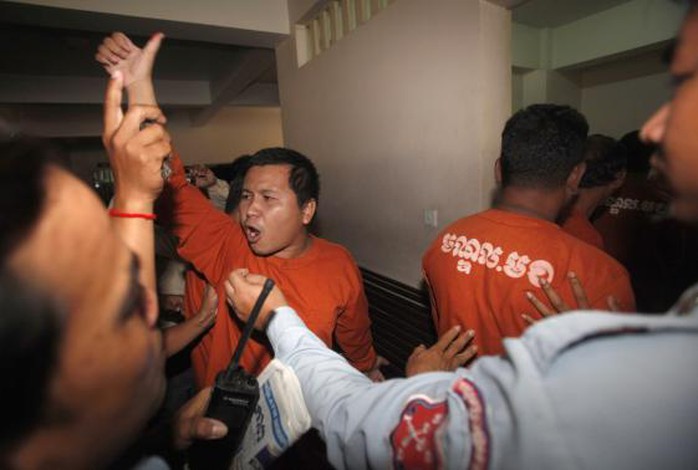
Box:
143, 32, 164, 61
192, 418, 228, 441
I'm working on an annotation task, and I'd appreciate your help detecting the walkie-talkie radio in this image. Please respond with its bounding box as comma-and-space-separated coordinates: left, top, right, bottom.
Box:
188, 278, 276, 470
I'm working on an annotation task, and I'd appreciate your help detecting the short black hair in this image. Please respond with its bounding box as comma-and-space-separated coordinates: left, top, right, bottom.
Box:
247, 147, 320, 208
619, 130, 655, 175
500, 104, 589, 188
224, 154, 253, 214
579, 134, 628, 188
0, 135, 63, 456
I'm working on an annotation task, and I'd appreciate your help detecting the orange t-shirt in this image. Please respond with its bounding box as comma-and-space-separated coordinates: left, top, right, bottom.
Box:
593, 175, 698, 312
422, 209, 635, 356
166, 155, 376, 388
561, 209, 605, 250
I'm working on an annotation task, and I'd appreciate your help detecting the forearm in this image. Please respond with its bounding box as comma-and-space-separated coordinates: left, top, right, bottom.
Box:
266, 307, 470, 469
163, 318, 209, 357
165, 155, 241, 284
335, 302, 377, 371
127, 78, 157, 107
336, 330, 377, 372
111, 197, 156, 294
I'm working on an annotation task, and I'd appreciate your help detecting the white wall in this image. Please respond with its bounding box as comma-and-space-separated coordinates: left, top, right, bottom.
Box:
581, 71, 669, 138
168, 107, 284, 164
277, 0, 510, 286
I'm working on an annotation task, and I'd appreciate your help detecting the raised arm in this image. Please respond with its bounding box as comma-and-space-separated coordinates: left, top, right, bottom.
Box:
96, 31, 163, 107
102, 71, 169, 294
223, 270, 478, 469
97, 32, 243, 286
163, 284, 218, 357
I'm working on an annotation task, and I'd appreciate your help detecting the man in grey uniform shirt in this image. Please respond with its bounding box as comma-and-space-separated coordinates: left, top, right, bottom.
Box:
222, 3, 698, 469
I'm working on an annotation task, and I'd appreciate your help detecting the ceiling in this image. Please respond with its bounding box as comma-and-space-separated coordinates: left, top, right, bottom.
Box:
0, 0, 646, 129
513, 0, 634, 28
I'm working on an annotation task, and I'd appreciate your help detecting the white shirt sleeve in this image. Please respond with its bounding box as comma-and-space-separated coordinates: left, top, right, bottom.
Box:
266, 307, 478, 470
265, 306, 698, 470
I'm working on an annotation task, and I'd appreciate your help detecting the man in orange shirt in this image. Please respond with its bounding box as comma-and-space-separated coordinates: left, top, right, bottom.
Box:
592, 131, 698, 312
423, 104, 635, 356
96, 32, 384, 388
560, 134, 627, 250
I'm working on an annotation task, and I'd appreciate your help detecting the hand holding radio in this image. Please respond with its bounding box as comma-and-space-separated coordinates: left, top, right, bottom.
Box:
173, 387, 228, 450
225, 269, 288, 330
188, 276, 277, 469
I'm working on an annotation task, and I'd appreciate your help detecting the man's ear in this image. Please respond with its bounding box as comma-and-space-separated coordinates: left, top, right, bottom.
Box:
610, 169, 627, 191
567, 162, 586, 193
301, 199, 317, 225
494, 158, 503, 185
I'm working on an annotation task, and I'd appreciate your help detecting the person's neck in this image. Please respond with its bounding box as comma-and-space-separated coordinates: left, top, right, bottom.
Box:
574, 187, 608, 218
273, 233, 313, 260
494, 186, 565, 222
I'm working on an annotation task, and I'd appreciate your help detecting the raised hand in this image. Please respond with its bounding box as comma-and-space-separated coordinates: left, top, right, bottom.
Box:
522, 272, 619, 325
102, 71, 170, 209
96, 32, 162, 106
224, 269, 288, 330
173, 387, 227, 450
405, 325, 477, 377
194, 284, 219, 329
95, 32, 163, 87
191, 164, 218, 189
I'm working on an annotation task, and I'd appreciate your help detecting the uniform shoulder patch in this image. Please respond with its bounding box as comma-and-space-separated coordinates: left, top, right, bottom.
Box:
390, 394, 448, 469
452, 378, 490, 470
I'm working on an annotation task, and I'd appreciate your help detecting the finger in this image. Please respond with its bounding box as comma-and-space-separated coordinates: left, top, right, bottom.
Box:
224, 280, 236, 307
522, 313, 537, 325
538, 277, 570, 312
96, 44, 121, 65
112, 32, 134, 53
140, 135, 172, 160
408, 344, 426, 360
244, 273, 269, 285
525, 290, 555, 317
444, 329, 474, 358
229, 268, 249, 281
451, 345, 478, 368
103, 71, 124, 145
190, 418, 228, 441
104, 36, 129, 60
202, 285, 218, 308
567, 272, 590, 309
607, 295, 621, 312
176, 418, 227, 450
434, 325, 462, 351
143, 32, 164, 60
117, 105, 166, 143
227, 269, 250, 294
95, 48, 117, 67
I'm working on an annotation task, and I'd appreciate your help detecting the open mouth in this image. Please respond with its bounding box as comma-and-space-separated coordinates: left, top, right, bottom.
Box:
244, 224, 262, 243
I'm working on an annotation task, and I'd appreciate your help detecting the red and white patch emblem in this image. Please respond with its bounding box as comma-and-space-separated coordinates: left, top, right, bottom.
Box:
452, 378, 490, 470
390, 395, 448, 469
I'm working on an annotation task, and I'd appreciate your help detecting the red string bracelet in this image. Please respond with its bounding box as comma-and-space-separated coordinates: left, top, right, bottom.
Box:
108, 209, 157, 221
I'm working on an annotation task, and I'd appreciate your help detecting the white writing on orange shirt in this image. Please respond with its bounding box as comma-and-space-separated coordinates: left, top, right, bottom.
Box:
440, 233, 554, 288
604, 197, 668, 216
